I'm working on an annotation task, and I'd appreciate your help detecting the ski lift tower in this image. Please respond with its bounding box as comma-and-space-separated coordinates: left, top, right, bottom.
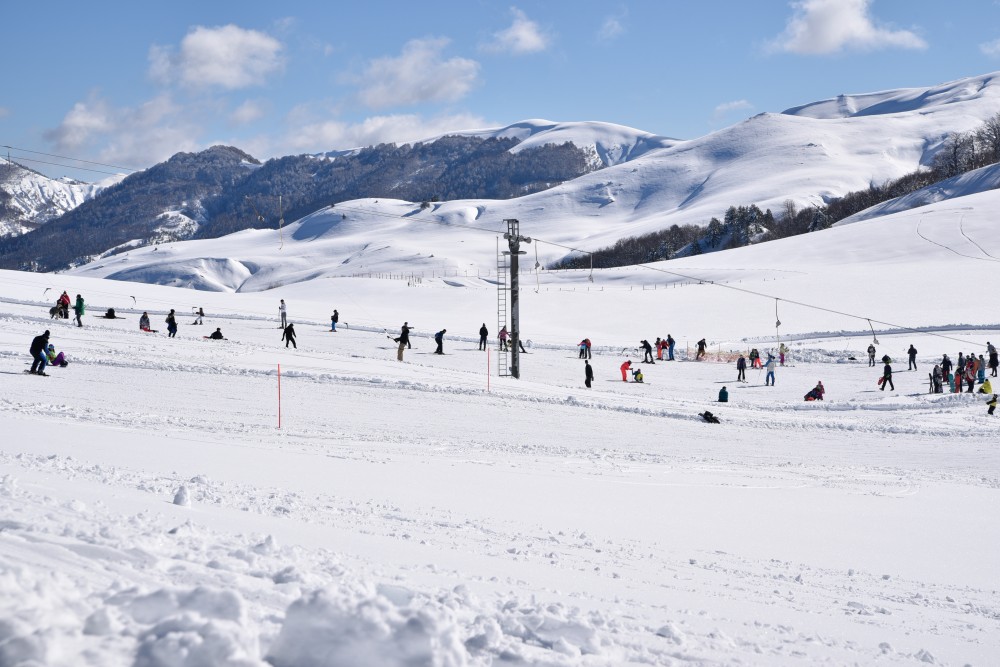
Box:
500, 219, 530, 379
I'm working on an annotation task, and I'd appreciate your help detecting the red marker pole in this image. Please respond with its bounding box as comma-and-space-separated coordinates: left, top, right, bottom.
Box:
277, 363, 282, 429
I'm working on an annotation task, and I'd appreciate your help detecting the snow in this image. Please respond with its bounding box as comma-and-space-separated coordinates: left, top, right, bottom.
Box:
3, 72, 1000, 665
2, 178, 1000, 664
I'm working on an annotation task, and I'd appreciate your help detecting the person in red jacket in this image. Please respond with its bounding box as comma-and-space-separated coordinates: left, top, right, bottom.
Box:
620, 359, 632, 382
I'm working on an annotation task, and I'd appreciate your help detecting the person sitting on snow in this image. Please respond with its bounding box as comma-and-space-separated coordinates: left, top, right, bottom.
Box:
45, 343, 68, 367
631, 368, 644, 383
804, 381, 825, 401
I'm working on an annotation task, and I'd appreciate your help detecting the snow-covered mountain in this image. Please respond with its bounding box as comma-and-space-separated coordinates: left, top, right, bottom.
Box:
0, 158, 122, 237
69, 71, 1000, 291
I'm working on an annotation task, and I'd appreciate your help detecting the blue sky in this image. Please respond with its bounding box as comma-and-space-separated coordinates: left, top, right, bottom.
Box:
3, 0, 1000, 180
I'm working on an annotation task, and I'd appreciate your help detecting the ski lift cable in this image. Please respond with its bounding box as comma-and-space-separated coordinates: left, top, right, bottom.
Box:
2, 145, 139, 172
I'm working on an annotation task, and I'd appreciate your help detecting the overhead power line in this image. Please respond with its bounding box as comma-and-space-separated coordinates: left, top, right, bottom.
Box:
2, 155, 128, 177
2, 145, 138, 172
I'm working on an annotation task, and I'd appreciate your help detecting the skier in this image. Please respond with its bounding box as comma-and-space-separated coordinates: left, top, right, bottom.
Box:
282, 323, 297, 349
666, 334, 676, 361
584, 338, 591, 359
584, 360, 594, 388
28, 330, 50, 375
779, 343, 789, 366
640, 339, 654, 363
696, 338, 707, 360
209, 328, 225, 340
620, 359, 632, 382
434, 329, 447, 354
867, 343, 877, 367
763, 354, 776, 386
907, 344, 918, 370
139, 312, 151, 331
194, 307, 204, 325
478, 323, 488, 350
578, 339, 588, 359
165, 309, 178, 338
881, 360, 894, 391
396, 322, 411, 361
279, 299, 287, 329
655, 337, 663, 361
750, 348, 761, 368
73, 294, 85, 328
331, 309, 339, 332
736, 354, 747, 382
718, 386, 728, 403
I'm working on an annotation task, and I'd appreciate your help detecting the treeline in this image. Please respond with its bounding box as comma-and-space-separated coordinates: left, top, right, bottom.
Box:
551, 112, 1000, 270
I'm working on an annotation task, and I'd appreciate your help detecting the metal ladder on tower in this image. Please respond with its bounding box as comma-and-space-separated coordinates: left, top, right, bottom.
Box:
496, 240, 510, 377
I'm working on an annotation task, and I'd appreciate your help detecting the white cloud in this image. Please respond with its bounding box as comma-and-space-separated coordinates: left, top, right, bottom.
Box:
150, 24, 284, 90
230, 99, 267, 126
981, 38, 1000, 57
356, 38, 480, 109
598, 15, 625, 42
44, 93, 200, 168
713, 99, 753, 120
769, 0, 926, 55
482, 7, 549, 54
282, 112, 489, 153
0, 107, 10, 119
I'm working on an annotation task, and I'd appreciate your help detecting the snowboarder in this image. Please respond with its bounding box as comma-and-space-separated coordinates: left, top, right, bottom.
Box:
941, 354, 952, 381
881, 361, 894, 391
165, 309, 178, 338
209, 328, 225, 340
73, 294, 85, 327
102, 308, 117, 319
584, 360, 594, 388
282, 323, 297, 349
620, 359, 632, 382
279, 299, 287, 329
666, 334, 676, 361
718, 386, 728, 402
700, 411, 720, 424
867, 343, 877, 367
907, 344, 918, 370
396, 322, 411, 361
977, 355, 987, 383
978, 378, 993, 395
964, 360, 976, 393
631, 367, 644, 383
139, 312, 151, 331
736, 354, 747, 382
988, 393, 998, 416
194, 307, 204, 325
434, 329, 447, 354
696, 338, 707, 360
45, 343, 68, 368
478, 323, 488, 350
28, 330, 50, 375
764, 355, 776, 386
641, 339, 654, 363
804, 381, 825, 401
331, 309, 339, 332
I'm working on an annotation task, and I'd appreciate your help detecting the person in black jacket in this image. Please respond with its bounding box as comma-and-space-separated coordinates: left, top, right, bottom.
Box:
281, 323, 296, 348
434, 329, 447, 354
736, 354, 747, 382
584, 360, 594, 388
29, 330, 51, 375
640, 339, 654, 363
330, 309, 339, 332
478, 323, 488, 351
209, 328, 225, 340
881, 361, 894, 391
907, 344, 918, 370
396, 322, 411, 361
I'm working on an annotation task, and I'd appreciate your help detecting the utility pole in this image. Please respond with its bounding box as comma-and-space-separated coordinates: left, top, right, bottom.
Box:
504, 219, 531, 379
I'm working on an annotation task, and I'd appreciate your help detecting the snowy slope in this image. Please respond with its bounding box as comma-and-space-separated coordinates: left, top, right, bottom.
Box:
71, 71, 1000, 289
2, 187, 999, 664
0, 158, 123, 237
836, 162, 1000, 225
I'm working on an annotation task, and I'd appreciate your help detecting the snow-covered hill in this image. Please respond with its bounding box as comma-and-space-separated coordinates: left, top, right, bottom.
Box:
70, 71, 1000, 289
0, 158, 122, 237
